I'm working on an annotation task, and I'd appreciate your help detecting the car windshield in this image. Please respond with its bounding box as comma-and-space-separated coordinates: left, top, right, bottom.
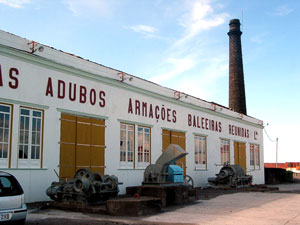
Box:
0, 175, 23, 197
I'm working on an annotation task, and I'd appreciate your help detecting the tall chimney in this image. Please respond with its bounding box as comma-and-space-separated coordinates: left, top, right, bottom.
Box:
228, 19, 247, 115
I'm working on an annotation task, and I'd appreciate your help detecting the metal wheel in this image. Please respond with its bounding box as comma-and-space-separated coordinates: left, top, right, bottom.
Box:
103, 175, 117, 190
74, 168, 95, 182
94, 172, 104, 183
184, 175, 194, 188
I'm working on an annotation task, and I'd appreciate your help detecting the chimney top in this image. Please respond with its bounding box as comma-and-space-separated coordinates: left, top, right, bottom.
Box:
228, 19, 242, 35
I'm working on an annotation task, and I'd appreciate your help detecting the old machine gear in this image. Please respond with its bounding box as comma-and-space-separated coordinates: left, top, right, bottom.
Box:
208, 164, 252, 188
46, 168, 121, 203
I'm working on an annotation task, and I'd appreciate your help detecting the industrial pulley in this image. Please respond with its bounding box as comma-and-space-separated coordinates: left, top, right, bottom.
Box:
208, 164, 252, 188
46, 168, 122, 203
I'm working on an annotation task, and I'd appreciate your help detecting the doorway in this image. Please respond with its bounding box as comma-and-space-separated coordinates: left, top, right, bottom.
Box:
59, 113, 105, 180
234, 142, 246, 173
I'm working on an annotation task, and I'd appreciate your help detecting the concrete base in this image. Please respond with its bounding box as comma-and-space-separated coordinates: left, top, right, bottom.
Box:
106, 196, 161, 216
126, 185, 195, 207
49, 197, 161, 217
49, 201, 107, 214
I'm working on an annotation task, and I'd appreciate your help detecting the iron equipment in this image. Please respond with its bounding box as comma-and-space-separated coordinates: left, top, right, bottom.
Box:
46, 168, 121, 203
143, 144, 193, 187
208, 164, 252, 187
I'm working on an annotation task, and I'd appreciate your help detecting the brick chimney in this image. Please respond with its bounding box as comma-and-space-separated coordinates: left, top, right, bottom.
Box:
228, 19, 247, 115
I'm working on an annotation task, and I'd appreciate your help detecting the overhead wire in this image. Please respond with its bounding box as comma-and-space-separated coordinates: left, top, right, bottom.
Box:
263, 127, 277, 142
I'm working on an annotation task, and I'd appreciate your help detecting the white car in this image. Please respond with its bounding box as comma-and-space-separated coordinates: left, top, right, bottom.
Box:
0, 171, 27, 224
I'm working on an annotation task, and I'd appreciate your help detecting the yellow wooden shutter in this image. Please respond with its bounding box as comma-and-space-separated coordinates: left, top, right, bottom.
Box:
171, 131, 186, 175
59, 114, 106, 180
162, 129, 171, 152
162, 129, 186, 174
59, 114, 76, 180
90, 118, 105, 175
234, 142, 247, 173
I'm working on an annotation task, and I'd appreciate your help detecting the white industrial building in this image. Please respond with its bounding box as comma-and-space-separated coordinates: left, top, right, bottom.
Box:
0, 30, 264, 203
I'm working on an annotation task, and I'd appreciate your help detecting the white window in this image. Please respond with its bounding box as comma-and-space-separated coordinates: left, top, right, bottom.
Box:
250, 144, 255, 167
254, 144, 260, 169
18, 107, 43, 168
250, 144, 260, 170
194, 135, 207, 170
137, 126, 150, 168
0, 104, 11, 168
220, 139, 230, 165
120, 123, 134, 168
120, 123, 151, 169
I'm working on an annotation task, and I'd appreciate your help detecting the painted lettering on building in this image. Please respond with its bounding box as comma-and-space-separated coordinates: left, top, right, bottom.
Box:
187, 114, 222, 132
45, 77, 106, 107
128, 98, 177, 123
0, 65, 20, 89
254, 131, 258, 140
0, 65, 261, 141
229, 124, 249, 138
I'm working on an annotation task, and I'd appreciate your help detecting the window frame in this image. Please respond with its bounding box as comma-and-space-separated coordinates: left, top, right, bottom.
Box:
136, 125, 151, 169
249, 143, 255, 169
194, 135, 207, 170
119, 122, 152, 169
0, 103, 13, 168
220, 139, 230, 165
254, 144, 260, 170
17, 106, 44, 168
249, 143, 260, 170
120, 123, 135, 169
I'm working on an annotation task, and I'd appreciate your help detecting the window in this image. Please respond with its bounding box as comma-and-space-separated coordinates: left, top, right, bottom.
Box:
250, 144, 260, 170
120, 123, 134, 168
194, 135, 207, 170
0, 104, 11, 167
18, 107, 43, 168
137, 126, 150, 168
0, 175, 23, 197
250, 144, 255, 167
254, 145, 260, 169
220, 139, 230, 165
119, 123, 151, 169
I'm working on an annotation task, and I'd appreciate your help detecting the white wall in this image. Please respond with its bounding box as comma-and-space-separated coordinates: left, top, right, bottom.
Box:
0, 36, 264, 202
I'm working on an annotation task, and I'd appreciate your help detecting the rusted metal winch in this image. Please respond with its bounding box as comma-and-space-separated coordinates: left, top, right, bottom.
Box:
46, 168, 121, 203
208, 164, 252, 188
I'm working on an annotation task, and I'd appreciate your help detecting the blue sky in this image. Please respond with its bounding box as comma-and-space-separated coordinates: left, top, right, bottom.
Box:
0, 0, 299, 163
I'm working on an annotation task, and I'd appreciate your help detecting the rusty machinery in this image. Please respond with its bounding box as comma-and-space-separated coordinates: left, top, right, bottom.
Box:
46, 168, 121, 203
143, 144, 194, 187
208, 164, 252, 188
